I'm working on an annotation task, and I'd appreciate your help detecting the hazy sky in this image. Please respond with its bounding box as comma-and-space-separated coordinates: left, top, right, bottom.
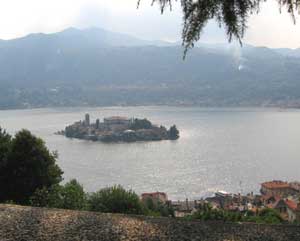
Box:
0, 0, 299, 48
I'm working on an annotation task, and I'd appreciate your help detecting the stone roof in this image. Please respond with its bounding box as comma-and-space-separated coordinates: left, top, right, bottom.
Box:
1, 204, 300, 241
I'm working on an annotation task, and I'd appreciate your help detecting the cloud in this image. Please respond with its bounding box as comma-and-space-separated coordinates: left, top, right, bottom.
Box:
0, 0, 82, 38
74, 0, 182, 41
245, 1, 300, 48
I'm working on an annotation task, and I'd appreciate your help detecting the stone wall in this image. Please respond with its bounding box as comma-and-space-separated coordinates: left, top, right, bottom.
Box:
0, 204, 300, 241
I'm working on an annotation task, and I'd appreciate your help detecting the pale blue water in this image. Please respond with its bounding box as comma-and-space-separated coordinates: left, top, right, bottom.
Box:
1, 106, 300, 200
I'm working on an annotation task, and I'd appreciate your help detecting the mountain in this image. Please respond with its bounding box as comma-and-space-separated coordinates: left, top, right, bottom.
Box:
0, 27, 172, 48
0, 27, 300, 109
274, 48, 300, 58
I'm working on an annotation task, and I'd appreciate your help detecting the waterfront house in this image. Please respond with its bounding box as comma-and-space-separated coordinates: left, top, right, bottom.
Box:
171, 199, 199, 217
290, 182, 300, 192
141, 192, 168, 205
205, 197, 222, 209
260, 181, 298, 197
285, 199, 299, 222
261, 194, 281, 207
272, 198, 300, 222
215, 191, 234, 209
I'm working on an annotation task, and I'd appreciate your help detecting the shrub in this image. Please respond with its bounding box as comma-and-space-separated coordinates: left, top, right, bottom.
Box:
143, 198, 174, 217
191, 203, 284, 224
0, 127, 11, 202
256, 208, 283, 224
87, 185, 144, 215
30, 179, 87, 210
192, 203, 242, 222
29, 184, 63, 208
60, 179, 87, 210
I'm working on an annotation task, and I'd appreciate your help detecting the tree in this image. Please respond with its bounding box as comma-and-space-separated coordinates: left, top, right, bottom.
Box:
1, 129, 63, 204
191, 203, 241, 222
257, 208, 283, 224
168, 125, 179, 140
140, 0, 300, 55
130, 118, 153, 130
0, 127, 12, 201
190, 203, 284, 224
60, 179, 87, 210
143, 198, 174, 217
30, 179, 87, 210
87, 185, 144, 215
0, 127, 11, 161
29, 184, 64, 208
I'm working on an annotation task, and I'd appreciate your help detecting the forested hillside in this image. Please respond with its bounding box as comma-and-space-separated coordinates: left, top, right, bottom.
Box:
0, 27, 300, 109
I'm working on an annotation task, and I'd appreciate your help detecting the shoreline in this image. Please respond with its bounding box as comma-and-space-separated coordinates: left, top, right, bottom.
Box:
0, 105, 299, 113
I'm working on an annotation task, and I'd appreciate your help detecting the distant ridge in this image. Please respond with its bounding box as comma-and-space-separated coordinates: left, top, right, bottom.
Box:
0, 27, 300, 109
0, 27, 173, 47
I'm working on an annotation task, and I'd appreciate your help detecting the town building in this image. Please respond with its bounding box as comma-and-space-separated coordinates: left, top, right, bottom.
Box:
171, 199, 199, 217
272, 198, 300, 222
205, 197, 222, 210
290, 182, 300, 192
261, 194, 281, 208
214, 191, 234, 209
285, 199, 299, 222
260, 181, 298, 197
141, 192, 168, 205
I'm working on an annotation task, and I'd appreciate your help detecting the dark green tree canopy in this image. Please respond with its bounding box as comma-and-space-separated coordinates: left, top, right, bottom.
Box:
30, 179, 87, 210
168, 125, 180, 140
139, 0, 300, 54
0, 129, 63, 204
0, 128, 11, 192
88, 185, 144, 215
0, 127, 11, 165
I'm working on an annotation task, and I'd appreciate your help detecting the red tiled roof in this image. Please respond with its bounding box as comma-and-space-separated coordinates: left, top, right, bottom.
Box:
262, 181, 290, 189
285, 199, 298, 211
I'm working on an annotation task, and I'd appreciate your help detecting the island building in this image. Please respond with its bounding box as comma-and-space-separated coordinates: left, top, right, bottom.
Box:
103, 116, 133, 132
85, 113, 90, 126
104, 116, 132, 125
96, 119, 100, 129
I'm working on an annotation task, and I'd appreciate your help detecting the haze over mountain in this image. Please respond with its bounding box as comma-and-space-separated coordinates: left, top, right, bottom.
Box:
1, 27, 300, 109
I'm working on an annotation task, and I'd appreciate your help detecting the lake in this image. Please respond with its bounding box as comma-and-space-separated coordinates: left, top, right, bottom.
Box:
1, 106, 300, 200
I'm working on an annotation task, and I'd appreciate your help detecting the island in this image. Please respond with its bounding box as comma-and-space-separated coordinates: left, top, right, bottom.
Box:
57, 114, 179, 143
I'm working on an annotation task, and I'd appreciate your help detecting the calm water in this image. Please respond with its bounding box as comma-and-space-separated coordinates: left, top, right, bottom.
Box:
1, 106, 300, 200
